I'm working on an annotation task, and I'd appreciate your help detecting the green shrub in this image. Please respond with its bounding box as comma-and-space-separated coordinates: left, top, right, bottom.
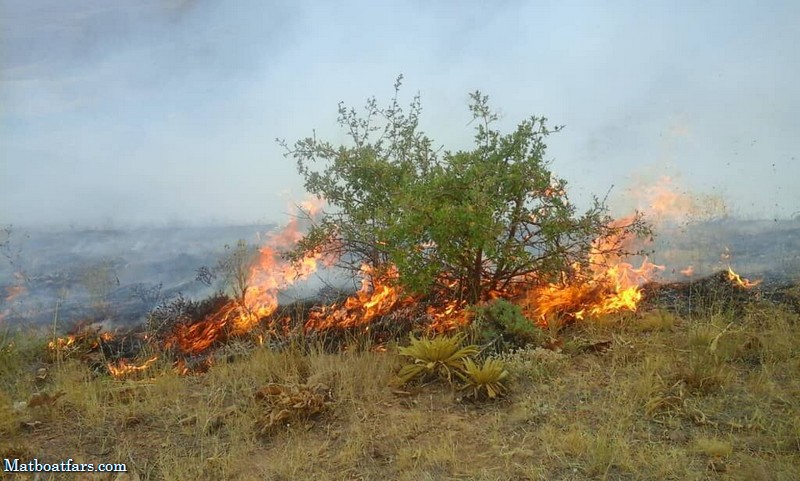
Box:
469, 299, 545, 351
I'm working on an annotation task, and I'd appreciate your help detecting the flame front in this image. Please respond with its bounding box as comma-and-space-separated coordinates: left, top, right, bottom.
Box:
48, 329, 115, 352
305, 264, 415, 331
165, 199, 328, 355
520, 216, 664, 326
107, 356, 159, 378
161, 181, 760, 358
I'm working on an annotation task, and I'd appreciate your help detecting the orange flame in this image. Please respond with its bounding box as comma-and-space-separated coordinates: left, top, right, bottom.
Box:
47, 329, 114, 352
165, 199, 328, 354
107, 356, 159, 378
161, 179, 747, 354
426, 299, 473, 331
305, 264, 415, 330
521, 216, 663, 325
726, 267, 761, 289
47, 336, 76, 351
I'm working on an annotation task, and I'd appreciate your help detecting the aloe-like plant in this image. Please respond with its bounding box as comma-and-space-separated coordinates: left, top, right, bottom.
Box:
459, 357, 510, 399
397, 333, 479, 384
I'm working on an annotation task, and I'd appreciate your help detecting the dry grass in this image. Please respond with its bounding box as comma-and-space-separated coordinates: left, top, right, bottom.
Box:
2, 299, 799, 480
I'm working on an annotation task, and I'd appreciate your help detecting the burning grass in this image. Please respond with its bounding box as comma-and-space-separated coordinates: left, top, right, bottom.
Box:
2, 287, 799, 480
2, 193, 797, 478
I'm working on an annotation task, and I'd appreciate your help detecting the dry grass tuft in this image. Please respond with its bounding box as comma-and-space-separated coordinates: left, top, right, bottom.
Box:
693, 436, 733, 458
254, 381, 333, 434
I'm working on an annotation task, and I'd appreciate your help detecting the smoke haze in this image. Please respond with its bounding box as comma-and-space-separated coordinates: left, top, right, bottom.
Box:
2, 0, 798, 227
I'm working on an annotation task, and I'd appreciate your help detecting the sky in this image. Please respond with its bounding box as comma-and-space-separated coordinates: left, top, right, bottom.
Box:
1, 0, 798, 228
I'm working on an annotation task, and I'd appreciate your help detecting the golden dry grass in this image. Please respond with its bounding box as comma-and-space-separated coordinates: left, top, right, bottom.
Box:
1, 300, 799, 480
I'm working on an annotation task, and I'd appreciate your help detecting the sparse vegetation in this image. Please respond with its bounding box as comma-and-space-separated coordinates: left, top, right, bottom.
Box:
196, 239, 257, 309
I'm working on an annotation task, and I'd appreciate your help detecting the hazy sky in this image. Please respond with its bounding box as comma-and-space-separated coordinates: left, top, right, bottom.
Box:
2, 0, 798, 227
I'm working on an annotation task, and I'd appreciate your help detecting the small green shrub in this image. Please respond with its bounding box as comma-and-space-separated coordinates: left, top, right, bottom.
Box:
469, 299, 545, 350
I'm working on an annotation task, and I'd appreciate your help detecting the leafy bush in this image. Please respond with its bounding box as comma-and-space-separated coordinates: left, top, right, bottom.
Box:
281, 76, 650, 304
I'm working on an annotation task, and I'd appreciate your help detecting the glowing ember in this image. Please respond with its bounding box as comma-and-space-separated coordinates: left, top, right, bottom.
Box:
107, 356, 159, 378
426, 299, 473, 331
680, 265, 695, 277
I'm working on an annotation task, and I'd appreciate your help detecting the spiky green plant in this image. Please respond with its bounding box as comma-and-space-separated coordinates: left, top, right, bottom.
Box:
397, 333, 479, 384
459, 357, 510, 399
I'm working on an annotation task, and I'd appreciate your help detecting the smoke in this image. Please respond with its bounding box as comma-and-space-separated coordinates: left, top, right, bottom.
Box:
1, 0, 798, 227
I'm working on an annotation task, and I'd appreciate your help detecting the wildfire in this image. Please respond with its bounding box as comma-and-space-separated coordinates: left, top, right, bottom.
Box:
305, 264, 416, 330
159, 179, 757, 360
426, 299, 472, 331
107, 356, 159, 378
521, 216, 664, 325
726, 267, 761, 289
47, 330, 114, 352
165, 199, 329, 355
48, 336, 74, 351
